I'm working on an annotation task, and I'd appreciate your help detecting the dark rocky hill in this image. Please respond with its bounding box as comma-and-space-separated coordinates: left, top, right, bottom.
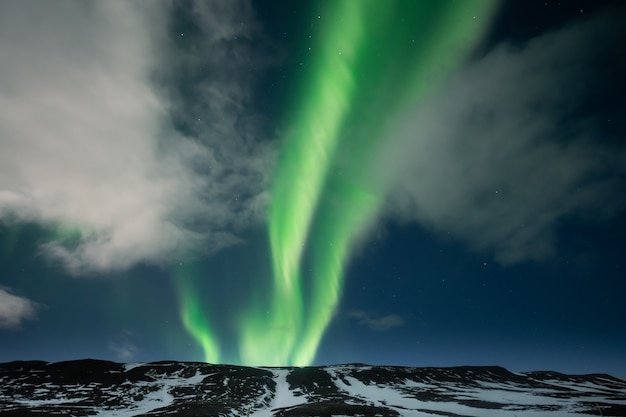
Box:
0, 360, 624, 416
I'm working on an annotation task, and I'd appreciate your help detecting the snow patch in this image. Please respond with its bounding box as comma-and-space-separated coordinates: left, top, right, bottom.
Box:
123, 363, 144, 372
250, 369, 308, 417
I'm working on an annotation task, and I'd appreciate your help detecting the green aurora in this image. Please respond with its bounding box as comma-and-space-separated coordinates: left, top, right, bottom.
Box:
173, 263, 220, 363
178, 0, 497, 366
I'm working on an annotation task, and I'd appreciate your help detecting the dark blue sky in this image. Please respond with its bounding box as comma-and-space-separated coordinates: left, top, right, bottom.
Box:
1, 0, 625, 377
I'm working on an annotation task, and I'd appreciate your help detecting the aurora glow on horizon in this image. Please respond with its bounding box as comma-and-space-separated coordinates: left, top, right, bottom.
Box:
2, 0, 625, 377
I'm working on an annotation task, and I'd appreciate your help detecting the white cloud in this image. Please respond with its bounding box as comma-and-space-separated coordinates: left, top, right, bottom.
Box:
380, 6, 626, 264
109, 330, 138, 362
348, 311, 405, 332
0, 287, 38, 329
0, 1, 272, 274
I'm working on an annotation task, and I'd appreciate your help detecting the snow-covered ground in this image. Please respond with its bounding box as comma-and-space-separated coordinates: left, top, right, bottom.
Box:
325, 367, 624, 417
250, 368, 308, 417
1, 360, 624, 417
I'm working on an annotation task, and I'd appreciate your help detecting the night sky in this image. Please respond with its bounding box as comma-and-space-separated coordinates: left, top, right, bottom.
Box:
1, 0, 625, 377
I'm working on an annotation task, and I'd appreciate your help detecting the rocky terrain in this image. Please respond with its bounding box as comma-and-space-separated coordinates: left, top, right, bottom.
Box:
0, 360, 625, 416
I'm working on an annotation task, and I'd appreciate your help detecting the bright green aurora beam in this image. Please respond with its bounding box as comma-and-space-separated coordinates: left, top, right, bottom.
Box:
239, 1, 369, 366
293, 1, 498, 367
239, 0, 496, 367
173, 263, 220, 363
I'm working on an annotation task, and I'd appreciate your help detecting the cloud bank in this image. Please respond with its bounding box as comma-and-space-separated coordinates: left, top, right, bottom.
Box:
381, 6, 626, 264
0, 288, 38, 329
348, 311, 405, 332
0, 1, 271, 273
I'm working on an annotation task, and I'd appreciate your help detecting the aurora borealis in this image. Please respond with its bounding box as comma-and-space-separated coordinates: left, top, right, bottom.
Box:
237, 1, 497, 366
1, 0, 626, 376
172, 0, 500, 367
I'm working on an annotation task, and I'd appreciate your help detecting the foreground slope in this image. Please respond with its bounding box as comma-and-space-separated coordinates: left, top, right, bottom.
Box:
0, 360, 625, 416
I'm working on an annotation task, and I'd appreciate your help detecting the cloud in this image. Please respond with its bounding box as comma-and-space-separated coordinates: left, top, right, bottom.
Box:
108, 330, 138, 362
348, 311, 405, 332
0, 1, 272, 274
161, 0, 276, 226
0, 287, 38, 329
380, 6, 626, 264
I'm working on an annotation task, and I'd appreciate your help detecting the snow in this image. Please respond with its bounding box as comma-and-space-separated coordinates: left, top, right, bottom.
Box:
91, 369, 206, 416
271, 369, 308, 409
186, 370, 207, 384
90, 382, 173, 417
2, 362, 623, 417
249, 369, 308, 417
123, 363, 144, 372
15, 396, 89, 407
327, 368, 606, 417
